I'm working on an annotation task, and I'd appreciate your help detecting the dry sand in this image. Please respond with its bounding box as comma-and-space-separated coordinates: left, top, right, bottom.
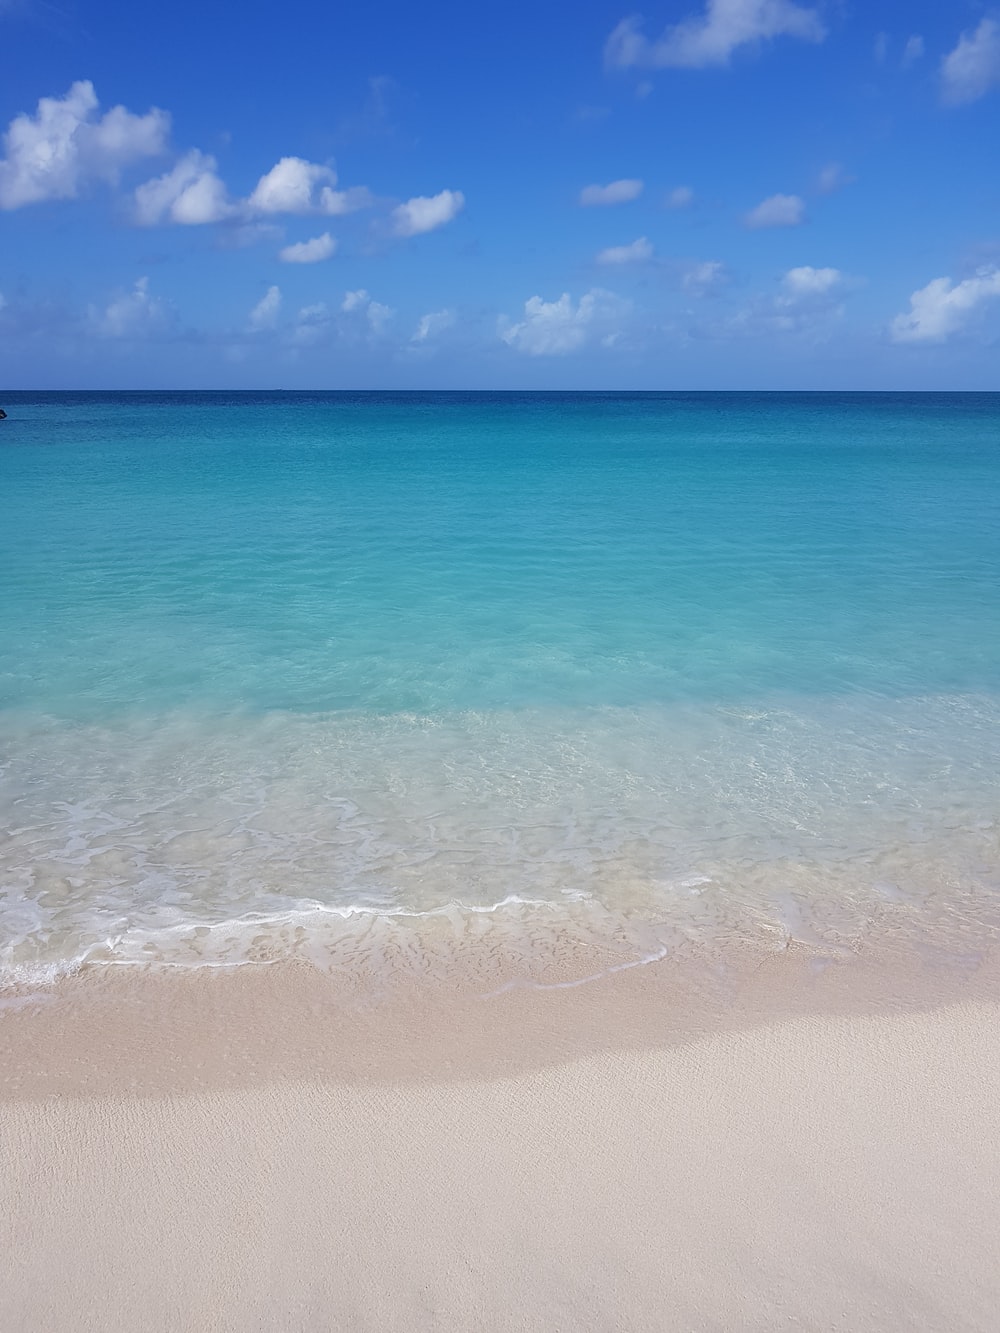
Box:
2, 943, 1000, 1331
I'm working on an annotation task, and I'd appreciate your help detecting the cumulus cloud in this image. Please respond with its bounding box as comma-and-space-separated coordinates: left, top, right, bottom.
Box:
249, 285, 282, 332
90, 276, 167, 338
0, 80, 168, 210
390, 189, 465, 237
890, 267, 1000, 343
134, 152, 373, 228
604, 0, 825, 70
744, 192, 805, 228
780, 265, 841, 298
579, 178, 643, 206
340, 288, 394, 334
596, 236, 653, 264
941, 19, 1000, 105
666, 185, 694, 208
498, 288, 630, 356
278, 232, 337, 263
247, 156, 372, 217
413, 308, 456, 342
133, 149, 232, 225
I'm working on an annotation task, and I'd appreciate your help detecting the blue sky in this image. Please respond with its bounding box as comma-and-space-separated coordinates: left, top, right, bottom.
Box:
1, 0, 998, 388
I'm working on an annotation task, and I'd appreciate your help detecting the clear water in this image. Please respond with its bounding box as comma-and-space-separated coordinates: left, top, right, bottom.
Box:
2, 392, 999, 984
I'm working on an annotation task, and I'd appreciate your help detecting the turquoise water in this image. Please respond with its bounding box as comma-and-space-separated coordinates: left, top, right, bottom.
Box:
2, 392, 999, 983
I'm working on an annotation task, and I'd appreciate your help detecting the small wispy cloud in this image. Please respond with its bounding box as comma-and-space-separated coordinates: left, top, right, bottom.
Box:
816, 163, 853, 195
780, 265, 841, 299
90, 276, 169, 338
901, 35, 924, 68
596, 236, 653, 265
682, 260, 728, 294
744, 192, 805, 228
278, 232, 337, 263
248, 285, 282, 332
666, 185, 694, 209
412, 308, 457, 342
702, 264, 847, 340
940, 18, 1000, 105
340, 288, 394, 333
391, 189, 465, 237
579, 178, 643, 206
289, 302, 332, 346
604, 0, 825, 71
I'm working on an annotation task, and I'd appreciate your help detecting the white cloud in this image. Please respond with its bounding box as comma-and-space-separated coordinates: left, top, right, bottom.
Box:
249, 285, 282, 332
890, 267, 1000, 343
901, 35, 924, 68
744, 192, 805, 228
249, 157, 328, 214
666, 185, 694, 208
366, 300, 393, 334
596, 236, 653, 265
579, 178, 643, 206
91, 277, 167, 338
340, 288, 394, 334
134, 152, 372, 228
278, 232, 337, 263
941, 19, 1000, 105
413, 308, 456, 342
290, 302, 332, 346
0, 80, 168, 210
391, 188, 465, 237
682, 260, 727, 293
780, 265, 841, 298
604, 0, 825, 70
698, 265, 848, 341
248, 156, 372, 217
133, 149, 232, 225
498, 288, 630, 356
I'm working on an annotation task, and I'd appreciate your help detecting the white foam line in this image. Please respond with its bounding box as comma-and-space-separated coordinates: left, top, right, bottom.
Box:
100, 892, 588, 936
0, 894, 601, 990
480, 945, 671, 998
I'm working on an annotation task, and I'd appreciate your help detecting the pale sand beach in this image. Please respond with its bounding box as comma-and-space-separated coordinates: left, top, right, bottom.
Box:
3, 941, 1000, 1331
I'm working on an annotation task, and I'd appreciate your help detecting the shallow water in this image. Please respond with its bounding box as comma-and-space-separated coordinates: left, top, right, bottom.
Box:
2, 392, 999, 983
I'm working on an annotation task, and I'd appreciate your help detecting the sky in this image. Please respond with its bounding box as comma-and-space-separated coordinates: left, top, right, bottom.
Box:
0, 0, 998, 389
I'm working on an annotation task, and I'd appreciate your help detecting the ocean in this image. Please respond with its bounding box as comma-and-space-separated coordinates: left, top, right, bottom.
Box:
2, 391, 999, 988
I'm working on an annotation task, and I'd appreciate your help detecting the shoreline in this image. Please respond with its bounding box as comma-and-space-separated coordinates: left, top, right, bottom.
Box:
3, 934, 1000, 1330
4, 924, 1000, 1096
